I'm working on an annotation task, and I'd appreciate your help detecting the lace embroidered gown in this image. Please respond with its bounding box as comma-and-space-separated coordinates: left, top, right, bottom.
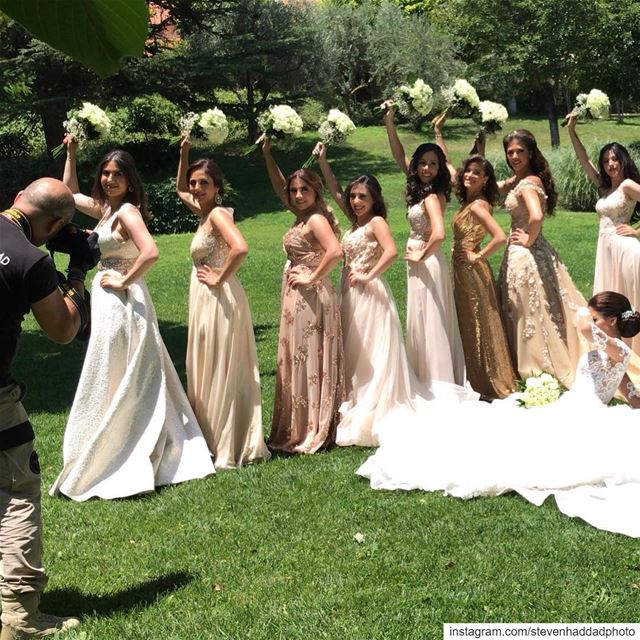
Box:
268, 224, 345, 453
50, 209, 215, 501
498, 179, 586, 387
452, 203, 516, 398
593, 189, 640, 356
336, 224, 415, 447
187, 218, 270, 469
358, 313, 640, 537
405, 203, 466, 385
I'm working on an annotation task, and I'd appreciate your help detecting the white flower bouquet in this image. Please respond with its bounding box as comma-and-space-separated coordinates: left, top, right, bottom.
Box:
178, 108, 229, 146
245, 104, 304, 155
473, 100, 509, 135
564, 89, 610, 126
441, 79, 481, 118
392, 78, 434, 119
302, 108, 356, 168
53, 102, 111, 158
513, 372, 563, 408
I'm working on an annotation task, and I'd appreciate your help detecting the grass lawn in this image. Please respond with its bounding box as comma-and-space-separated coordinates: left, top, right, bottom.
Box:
13, 118, 640, 639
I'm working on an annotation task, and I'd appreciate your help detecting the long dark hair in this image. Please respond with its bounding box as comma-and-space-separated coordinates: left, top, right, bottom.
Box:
91, 150, 149, 221
503, 129, 557, 215
598, 143, 640, 224
455, 155, 499, 206
187, 158, 225, 199
285, 169, 339, 234
406, 143, 451, 206
589, 291, 640, 339
343, 174, 387, 225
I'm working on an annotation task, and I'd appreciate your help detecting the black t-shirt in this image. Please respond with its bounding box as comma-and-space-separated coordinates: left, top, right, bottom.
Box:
0, 215, 58, 385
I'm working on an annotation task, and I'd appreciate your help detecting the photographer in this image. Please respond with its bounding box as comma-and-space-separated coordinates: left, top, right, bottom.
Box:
0, 177, 96, 639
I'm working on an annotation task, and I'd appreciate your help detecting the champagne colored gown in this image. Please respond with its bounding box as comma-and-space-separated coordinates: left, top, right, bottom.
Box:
452, 202, 516, 398
187, 216, 270, 469
268, 224, 345, 453
498, 179, 586, 388
405, 202, 466, 385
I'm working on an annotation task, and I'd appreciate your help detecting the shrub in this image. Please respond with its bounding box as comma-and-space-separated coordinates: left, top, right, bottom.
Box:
147, 178, 195, 235
548, 145, 598, 211
123, 93, 181, 141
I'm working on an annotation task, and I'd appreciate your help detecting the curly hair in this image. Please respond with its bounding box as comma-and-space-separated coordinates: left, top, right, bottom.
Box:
405, 143, 451, 206
343, 174, 387, 226
503, 130, 557, 215
598, 143, 640, 224
454, 155, 499, 206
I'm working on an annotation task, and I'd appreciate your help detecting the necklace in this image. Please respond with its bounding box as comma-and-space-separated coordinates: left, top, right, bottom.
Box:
1, 208, 32, 241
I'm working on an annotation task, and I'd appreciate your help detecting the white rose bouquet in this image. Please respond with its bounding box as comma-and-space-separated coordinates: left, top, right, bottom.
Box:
53, 102, 111, 158
441, 79, 481, 118
473, 100, 509, 135
513, 372, 563, 408
178, 108, 229, 146
245, 104, 304, 155
302, 108, 356, 168
392, 78, 434, 119
564, 89, 610, 126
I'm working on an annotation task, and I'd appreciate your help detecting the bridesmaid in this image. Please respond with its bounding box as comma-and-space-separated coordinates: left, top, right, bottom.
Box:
382, 100, 466, 385
498, 129, 586, 387
176, 138, 270, 469
261, 136, 344, 454
432, 116, 516, 398
313, 141, 415, 446
566, 114, 640, 356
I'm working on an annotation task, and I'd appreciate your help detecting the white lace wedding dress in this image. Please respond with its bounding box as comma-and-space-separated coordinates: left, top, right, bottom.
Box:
358, 314, 640, 536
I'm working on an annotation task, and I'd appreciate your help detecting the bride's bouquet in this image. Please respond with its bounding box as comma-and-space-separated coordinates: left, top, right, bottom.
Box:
441, 79, 481, 118
563, 89, 610, 126
473, 100, 509, 135
514, 372, 563, 408
53, 102, 111, 158
302, 108, 356, 168
391, 78, 434, 119
178, 108, 229, 146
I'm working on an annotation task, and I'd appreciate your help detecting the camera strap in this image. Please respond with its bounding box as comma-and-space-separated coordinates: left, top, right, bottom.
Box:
1, 208, 33, 242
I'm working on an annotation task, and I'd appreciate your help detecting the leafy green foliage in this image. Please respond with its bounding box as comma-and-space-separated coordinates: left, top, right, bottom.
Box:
124, 94, 181, 140
146, 178, 195, 235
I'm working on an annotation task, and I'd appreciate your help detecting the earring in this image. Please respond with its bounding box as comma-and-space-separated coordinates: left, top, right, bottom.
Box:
128, 185, 134, 192
215, 193, 222, 205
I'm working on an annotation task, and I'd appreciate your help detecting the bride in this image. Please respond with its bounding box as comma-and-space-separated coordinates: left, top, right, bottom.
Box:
50, 141, 214, 501
358, 292, 640, 537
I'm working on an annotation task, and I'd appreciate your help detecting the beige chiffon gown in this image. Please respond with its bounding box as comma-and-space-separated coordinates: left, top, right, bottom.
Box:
452, 202, 517, 398
268, 224, 345, 453
187, 218, 270, 469
498, 179, 586, 387
405, 202, 466, 385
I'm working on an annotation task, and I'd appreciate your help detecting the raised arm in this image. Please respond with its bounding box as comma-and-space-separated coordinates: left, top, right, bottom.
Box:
99, 205, 159, 291
313, 141, 348, 216
196, 208, 248, 287
287, 214, 342, 288
381, 100, 410, 175
348, 216, 397, 287
63, 138, 103, 219
566, 114, 600, 187
176, 137, 201, 216
454, 200, 506, 265
261, 136, 289, 209
405, 194, 445, 263
432, 111, 457, 181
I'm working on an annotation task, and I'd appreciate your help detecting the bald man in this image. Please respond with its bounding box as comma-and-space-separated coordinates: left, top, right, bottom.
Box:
0, 178, 94, 639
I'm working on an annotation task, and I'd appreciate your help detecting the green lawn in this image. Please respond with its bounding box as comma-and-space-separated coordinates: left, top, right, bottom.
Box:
13, 118, 640, 639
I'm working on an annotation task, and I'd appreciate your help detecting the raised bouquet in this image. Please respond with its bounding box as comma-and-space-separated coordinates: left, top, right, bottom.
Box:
246, 104, 304, 155
474, 100, 509, 135
392, 78, 434, 119
441, 79, 481, 118
564, 89, 610, 126
513, 372, 563, 408
302, 108, 356, 168
178, 108, 229, 146
53, 102, 111, 158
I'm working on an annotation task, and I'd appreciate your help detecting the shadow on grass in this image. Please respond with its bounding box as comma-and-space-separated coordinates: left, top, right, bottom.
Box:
42, 571, 194, 617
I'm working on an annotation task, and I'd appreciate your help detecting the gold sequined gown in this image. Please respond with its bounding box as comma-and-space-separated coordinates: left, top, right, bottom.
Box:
452, 202, 516, 398
336, 223, 415, 447
406, 203, 466, 385
498, 179, 586, 387
268, 224, 345, 453
187, 217, 270, 469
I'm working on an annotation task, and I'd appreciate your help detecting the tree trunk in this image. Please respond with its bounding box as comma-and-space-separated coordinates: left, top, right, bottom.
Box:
37, 98, 68, 177
616, 99, 624, 123
547, 91, 560, 149
245, 72, 258, 143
